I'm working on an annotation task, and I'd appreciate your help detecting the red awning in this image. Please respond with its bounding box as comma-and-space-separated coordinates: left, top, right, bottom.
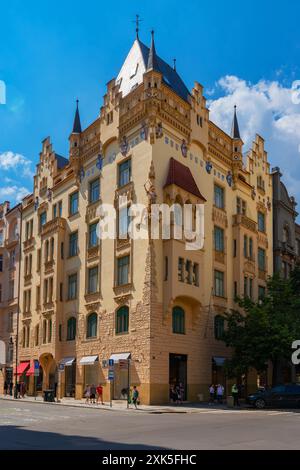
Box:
16, 362, 30, 375
26, 365, 35, 376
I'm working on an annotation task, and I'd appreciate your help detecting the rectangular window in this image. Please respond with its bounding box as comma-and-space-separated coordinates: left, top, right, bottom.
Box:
43, 279, 48, 304
214, 270, 224, 297
58, 201, 62, 217
37, 249, 41, 271
68, 273, 77, 300
69, 231, 78, 257
193, 263, 199, 286
89, 178, 100, 203
60, 283, 63, 302
36, 285, 41, 308
118, 159, 131, 187
9, 280, 14, 300
118, 206, 130, 238
249, 238, 253, 260
59, 324, 62, 342
39, 211, 47, 232
88, 266, 98, 294
164, 256, 168, 281
117, 256, 129, 286
69, 191, 79, 216
89, 223, 98, 248
258, 285, 266, 300
258, 248, 266, 271
258, 212, 265, 232
244, 235, 248, 258
237, 197, 247, 215
233, 239, 237, 257
214, 185, 224, 209
178, 257, 184, 282
61, 242, 64, 259
214, 226, 224, 252
53, 204, 57, 219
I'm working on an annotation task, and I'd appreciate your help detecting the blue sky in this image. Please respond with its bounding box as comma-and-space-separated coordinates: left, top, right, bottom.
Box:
1, 0, 300, 208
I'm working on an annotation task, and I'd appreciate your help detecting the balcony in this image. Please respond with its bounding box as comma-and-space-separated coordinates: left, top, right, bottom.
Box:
41, 217, 66, 237
258, 269, 266, 281
44, 259, 55, 273
87, 244, 100, 260
233, 214, 257, 233
5, 234, 19, 250
212, 206, 228, 228
214, 250, 225, 264
85, 200, 101, 224
23, 237, 35, 252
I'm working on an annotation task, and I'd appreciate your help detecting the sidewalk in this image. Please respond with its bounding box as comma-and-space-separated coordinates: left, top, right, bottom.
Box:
0, 394, 246, 414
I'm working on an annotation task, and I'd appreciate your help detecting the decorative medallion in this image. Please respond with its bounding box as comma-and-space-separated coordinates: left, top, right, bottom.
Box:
205, 160, 213, 174
96, 155, 103, 171
226, 171, 233, 187
120, 136, 129, 156
47, 188, 52, 201
34, 197, 39, 211
251, 186, 256, 200
181, 139, 188, 157
79, 167, 85, 183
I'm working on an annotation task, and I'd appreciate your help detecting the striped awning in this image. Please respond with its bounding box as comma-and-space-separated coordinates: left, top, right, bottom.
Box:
79, 355, 98, 365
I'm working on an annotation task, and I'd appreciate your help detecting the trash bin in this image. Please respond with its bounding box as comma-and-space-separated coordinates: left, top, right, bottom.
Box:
43, 389, 55, 402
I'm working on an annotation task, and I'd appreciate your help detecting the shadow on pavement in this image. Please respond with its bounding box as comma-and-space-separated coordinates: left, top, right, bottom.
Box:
0, 425, 167, 450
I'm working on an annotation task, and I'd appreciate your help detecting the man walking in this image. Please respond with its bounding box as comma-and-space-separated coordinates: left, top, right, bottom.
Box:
217, 384, 224, 404
232, 383, 240, 407
131, 386, 139, 409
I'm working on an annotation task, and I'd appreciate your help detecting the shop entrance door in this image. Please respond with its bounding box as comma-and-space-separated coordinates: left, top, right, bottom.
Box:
65, 362, 76, 397
169, 354, 187, 400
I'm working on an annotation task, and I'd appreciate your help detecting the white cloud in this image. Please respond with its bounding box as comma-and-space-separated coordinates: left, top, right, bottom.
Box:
208, 75, 300, 205
0, 185, 29, 203
0, 150, 34, 178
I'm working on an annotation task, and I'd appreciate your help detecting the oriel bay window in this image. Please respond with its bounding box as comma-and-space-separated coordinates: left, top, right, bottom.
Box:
68, 273, 77, 300
89, 178, 100, 203
117, 255, 130, 285
116, 306, 129, 334
87, 312, 98, 338
89, 222, 98, 248
118, 159, 131, 187
88, 266, 98, 294
172, 306, 185, 334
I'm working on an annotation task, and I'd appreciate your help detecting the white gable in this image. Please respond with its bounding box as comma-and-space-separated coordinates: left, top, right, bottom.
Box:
116, 40, 147, 98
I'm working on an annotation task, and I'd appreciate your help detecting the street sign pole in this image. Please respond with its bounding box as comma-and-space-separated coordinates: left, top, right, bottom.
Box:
127, 359, 130, 409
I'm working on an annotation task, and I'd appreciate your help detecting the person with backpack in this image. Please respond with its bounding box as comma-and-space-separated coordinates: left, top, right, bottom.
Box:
131, 386, 139, 409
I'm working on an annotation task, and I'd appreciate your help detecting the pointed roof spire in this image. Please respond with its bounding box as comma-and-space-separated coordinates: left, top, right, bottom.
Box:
72, 99, 82, 134
231, 105, 241, 139
134, 14, 141, 39
147, 30, 160, 72
173, 58, 176, 71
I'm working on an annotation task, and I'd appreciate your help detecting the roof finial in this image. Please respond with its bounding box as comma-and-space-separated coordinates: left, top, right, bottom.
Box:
147, 29, 160, 72
231, 104, 241, 140
133, 14, 142, 39
173, 58, 176, 71
72, 99, 82, 134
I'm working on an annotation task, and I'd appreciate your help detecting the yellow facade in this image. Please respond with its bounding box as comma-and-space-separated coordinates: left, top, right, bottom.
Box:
16, 36, 273, 404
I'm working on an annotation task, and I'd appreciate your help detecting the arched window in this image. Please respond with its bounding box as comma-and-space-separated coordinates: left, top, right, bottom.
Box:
50, 237, 54, 260
116, 306, 129, 334
214, 315, 225, 340
87, 313, 98, 338
67, 317, 76, 341
172, 306, 185, 334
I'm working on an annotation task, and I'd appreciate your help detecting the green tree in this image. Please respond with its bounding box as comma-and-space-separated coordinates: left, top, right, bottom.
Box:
222, 266, 300, 386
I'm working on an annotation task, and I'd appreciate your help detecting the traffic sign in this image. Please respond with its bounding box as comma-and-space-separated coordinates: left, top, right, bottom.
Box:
108, 371, 114, 381
34, 360, 39, 377
108, 359, 114, 367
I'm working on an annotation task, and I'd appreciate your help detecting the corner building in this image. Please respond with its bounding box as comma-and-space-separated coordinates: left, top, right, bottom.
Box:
18, 33, 273, 404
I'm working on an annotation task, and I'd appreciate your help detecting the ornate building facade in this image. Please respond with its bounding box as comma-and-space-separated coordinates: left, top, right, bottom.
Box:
15, 32, 274, 404
0, 202, 21, 393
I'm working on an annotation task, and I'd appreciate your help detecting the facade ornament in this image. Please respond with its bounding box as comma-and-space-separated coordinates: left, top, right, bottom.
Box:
251, 186, 256, 200
181, 139, 188, 157
120, 135, 129, 156
205, 160, 213, 174
79, 167, 85, 183
34, 197, 39, 211
140, 122, 148, 141
96, 154, 103, 171
267, 197, 271, 211
226, 171, 233, 187
47, 188, 52, 201
155, 122, 163, 139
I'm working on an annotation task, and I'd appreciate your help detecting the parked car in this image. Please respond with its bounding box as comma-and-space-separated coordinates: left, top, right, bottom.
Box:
247, 384, 300, 409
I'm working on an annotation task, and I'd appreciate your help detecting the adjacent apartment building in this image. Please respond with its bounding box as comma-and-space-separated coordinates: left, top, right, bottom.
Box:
14, 32, 274, 404
0, 202, 21, 392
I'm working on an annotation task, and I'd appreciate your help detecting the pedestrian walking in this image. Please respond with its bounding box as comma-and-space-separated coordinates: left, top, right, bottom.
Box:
178, 382, 184, 404
84, 384, 91, 404
3, 380, 8, 395
170, 384, 177, 404
217, 384, 224, 404
209, 384, 215, 405
131, 386, 139, 409
9, 381, 13, 396
20, 382, 26, 398
232, 383, 240, 407
90, 384, 96, 404
96, 384, 104, 405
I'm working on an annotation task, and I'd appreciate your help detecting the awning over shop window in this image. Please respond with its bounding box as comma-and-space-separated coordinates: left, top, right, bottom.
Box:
16, 362, 30, 375
26, 365, 35, 376
213, 357, 226, 367
60, 357, 76, 366
79, 355, 99, 365
109, 352, 131, 362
